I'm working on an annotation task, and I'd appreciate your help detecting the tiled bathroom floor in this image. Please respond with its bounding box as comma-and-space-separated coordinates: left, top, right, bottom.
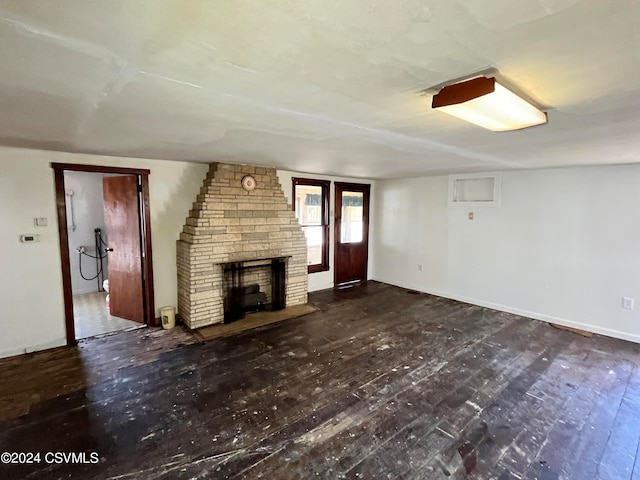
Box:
73, 291, 144, 339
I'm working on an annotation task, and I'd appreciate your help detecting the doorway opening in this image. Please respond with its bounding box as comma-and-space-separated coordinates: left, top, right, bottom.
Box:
52, 163, 156, 346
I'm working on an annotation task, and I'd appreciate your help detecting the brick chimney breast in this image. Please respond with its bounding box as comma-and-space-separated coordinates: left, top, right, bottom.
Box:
177, 163, 308, 329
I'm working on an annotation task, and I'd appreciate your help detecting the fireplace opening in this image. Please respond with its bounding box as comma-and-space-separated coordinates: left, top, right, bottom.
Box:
242, 284, 267, 312
221, 257, 288, 323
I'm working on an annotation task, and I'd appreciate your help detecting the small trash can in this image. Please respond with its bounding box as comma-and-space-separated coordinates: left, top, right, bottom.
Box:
160, 306, 176, 329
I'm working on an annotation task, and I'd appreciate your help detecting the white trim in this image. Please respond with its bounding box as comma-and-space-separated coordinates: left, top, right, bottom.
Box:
0, 337, 66, 359
71, 279, 103, 295
372, 277, 640, 345
72, 286, 103, 295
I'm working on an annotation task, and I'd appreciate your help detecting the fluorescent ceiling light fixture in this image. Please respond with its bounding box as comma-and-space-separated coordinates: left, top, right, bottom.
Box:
432, 77, 547, 131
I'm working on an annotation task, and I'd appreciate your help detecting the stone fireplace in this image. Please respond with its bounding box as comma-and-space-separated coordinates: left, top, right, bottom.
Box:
177, 163, 308, 329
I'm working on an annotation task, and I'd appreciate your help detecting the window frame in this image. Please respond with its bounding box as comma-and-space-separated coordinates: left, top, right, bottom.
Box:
292, 177, 331, 273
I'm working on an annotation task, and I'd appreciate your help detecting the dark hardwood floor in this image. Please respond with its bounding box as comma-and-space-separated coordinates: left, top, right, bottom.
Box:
1, 281, 639, 479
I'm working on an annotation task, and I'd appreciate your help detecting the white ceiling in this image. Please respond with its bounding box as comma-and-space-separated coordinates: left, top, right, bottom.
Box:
1, 0, 639, 179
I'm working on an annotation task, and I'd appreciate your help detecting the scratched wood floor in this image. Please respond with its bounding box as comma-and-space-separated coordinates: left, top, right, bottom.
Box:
1, 281, 639, 479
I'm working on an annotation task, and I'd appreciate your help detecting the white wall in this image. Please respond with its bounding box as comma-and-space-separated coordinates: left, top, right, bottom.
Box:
64, 171, 108, 294
372, 165, 640, 343
0, 147, 209, 358
278, 171, 375, 292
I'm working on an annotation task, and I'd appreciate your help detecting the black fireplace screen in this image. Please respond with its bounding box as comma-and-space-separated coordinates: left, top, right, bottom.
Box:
222, 257, 287, 323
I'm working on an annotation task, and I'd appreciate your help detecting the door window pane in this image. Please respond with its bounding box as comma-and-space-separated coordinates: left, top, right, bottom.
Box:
340, 192, 363, 243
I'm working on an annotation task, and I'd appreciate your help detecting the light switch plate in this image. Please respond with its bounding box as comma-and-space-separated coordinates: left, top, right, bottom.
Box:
34, 217, 48, 227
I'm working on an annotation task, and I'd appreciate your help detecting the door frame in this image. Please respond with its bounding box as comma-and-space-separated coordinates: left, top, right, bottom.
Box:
333, 182, 371, 287
51, 163, 156, 346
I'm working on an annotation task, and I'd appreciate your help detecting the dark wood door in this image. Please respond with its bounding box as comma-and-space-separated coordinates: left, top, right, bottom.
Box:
334, 182, 371, 286
103, 175, 144, 323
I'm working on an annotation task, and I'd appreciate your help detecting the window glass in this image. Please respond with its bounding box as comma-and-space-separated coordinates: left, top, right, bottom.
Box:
295, 185, 322, 226
301, 226, 323, 265
340, 192, 363, 244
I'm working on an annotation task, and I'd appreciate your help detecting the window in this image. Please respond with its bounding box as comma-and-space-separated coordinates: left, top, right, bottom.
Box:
292, 178, 330, 273
449, 173, 501, 207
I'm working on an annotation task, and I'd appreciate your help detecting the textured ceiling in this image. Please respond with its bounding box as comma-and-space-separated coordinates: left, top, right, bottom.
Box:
0, 0, 639, 178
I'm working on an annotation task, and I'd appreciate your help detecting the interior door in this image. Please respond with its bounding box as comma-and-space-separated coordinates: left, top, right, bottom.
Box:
102, 175, 145, 323
334, 182, 371, 286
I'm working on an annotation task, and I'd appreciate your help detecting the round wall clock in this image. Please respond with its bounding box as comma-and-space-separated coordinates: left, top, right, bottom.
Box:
241, 174, 257, 191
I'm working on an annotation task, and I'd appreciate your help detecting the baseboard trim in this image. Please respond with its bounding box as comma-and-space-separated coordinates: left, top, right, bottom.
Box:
0, 337, 67, 359
372, 277, 640, 345
72, 288, 103, 296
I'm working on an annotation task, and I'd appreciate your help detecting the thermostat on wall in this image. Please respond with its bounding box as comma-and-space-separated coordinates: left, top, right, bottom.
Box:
20, 234, 40, 243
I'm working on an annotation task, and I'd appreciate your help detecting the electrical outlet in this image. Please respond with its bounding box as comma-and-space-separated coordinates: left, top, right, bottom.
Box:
622, 297, 635, 310
76, 246, 86, 254
20, 234, 40, 243
468, 212, 474, 220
